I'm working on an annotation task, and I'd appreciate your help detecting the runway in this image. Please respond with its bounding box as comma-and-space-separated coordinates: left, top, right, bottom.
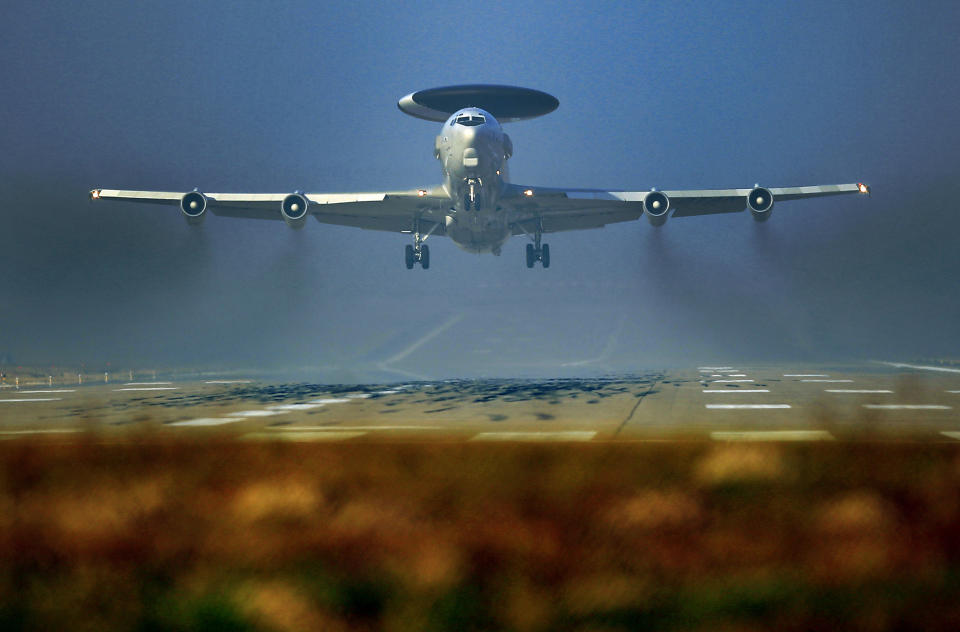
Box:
2, 362, 958, 441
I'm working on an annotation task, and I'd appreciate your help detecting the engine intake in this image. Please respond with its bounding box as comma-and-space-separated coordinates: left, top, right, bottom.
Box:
281, 193, 309, 229
643, 191, 670, 226
747, 186, 774, 222
180, 191, 207, 224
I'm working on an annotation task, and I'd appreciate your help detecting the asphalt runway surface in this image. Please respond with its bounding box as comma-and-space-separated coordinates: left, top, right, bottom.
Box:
2, 361, 958, 442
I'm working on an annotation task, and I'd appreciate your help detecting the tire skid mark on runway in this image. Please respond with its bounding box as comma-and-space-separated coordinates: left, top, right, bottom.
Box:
613, 375, 663, 436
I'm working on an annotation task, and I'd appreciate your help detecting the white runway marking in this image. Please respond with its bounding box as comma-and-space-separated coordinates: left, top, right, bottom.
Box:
947, 391, 960, 394
268, 403, 324, 411
711, 379, 755, 383
801, 379, 853, 383
882, 362, 960, 374
0, 429, 83, 437
0, 398, 63, 403
205, 380, 253, 384
231, 410, 281, 417
113, 387, 178, 391
375, 390, 402, 395
826, 389, 893, 394
725, 374, 748, 377
169, 417, 243, 427
702, 389, 770, 393
941, 432, 960, 440
307, 398, 352, 405
18, 390, 76, 393
706, 404, 792, 409
243, 431, 367, 442
863, 404, 952, 410
711, 430, 833, 441
470, 431, 597, 442
784, 374, 829, 377
699, 367, 734, 371
125, 382, 173, 386
346, 393, 372, 399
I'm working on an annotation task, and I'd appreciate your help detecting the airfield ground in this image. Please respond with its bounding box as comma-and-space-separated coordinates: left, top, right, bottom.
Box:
1, 363, 959, 630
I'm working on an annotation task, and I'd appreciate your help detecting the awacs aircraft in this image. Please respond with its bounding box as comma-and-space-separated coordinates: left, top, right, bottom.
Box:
90, 85, 869, 269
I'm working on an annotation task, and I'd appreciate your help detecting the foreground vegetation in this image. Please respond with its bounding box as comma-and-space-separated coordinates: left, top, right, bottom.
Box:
1, 437, 959, 630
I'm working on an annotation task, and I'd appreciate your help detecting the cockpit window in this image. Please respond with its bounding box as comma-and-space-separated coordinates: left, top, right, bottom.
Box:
455, 114, 486, 126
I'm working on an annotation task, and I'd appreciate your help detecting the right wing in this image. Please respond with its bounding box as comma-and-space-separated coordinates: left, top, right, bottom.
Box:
89, 186, 452, 234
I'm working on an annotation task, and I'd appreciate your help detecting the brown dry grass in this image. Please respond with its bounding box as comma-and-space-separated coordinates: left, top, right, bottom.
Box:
1, 438, 959, 630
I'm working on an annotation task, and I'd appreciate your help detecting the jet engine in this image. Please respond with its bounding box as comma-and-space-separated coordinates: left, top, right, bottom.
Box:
281, 193, 309, 229
180, 191, 207, 225
747, 186, 774, 222
643, 191, 670, 226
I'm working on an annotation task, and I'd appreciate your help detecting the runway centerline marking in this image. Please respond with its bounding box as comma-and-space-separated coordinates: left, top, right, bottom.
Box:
801, 379, 853, 383
863, 404, 952, 410
706, 404, 791, 409
0, 398, 63, 403
18, 390, 76, 393
113, 387, 178, 391
825, 389, 893, 394
711, 430, 833, 441
169, 417, 243, 427
470, 431, 597, 442
785, 374, 829, 377
702, 389, 770, 393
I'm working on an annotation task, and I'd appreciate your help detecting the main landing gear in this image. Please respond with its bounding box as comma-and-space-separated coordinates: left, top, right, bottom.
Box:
404, 218, 435, 269
521, 219, 550, 268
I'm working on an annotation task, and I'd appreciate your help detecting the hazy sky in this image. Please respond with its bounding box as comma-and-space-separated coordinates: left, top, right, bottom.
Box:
1, 1, 958, 378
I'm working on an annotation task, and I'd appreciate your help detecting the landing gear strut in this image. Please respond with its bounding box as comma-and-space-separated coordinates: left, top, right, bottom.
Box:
405, 217, 435, 269
521, 219, 550, 268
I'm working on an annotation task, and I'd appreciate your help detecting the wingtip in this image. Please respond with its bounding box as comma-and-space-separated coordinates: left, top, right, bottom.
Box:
89, 188, 101, 201
857, 182, 870, 196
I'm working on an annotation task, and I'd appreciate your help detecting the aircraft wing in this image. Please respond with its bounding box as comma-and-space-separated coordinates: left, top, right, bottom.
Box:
89, 187, 452, 234
502, 182, 869, 234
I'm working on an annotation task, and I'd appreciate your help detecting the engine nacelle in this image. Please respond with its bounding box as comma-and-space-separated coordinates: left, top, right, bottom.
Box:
281, 193, 309, 229
747, 186, 774, 222
643, 191, 670, 226
180, 191, 207, 225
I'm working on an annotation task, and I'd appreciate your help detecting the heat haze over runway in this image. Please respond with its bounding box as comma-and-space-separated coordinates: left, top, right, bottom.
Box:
2, 362, 959, 442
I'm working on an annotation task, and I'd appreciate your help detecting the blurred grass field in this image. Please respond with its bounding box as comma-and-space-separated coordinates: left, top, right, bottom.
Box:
1, 437, 960, 631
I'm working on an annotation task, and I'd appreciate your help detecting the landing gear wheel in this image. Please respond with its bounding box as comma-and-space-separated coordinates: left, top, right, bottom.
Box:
405, 244, 415, 269
421, 244, 430, 269
526, 243, 535, 268
541, 243, 550, 268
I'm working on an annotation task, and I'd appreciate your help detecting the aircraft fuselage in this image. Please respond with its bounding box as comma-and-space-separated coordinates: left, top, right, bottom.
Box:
436, 108, 512, 254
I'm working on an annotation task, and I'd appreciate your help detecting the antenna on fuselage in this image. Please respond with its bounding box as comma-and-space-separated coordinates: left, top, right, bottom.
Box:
397, 84, 558, 123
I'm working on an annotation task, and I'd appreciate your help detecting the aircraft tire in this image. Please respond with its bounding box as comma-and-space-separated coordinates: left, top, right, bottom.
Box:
405, 244, 415, 269
421, 244, 430, 269
526, 243, 535, 268
542, 244, 550, 268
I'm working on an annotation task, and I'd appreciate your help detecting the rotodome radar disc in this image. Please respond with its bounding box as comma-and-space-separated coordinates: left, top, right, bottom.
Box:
398, 85, 559, 122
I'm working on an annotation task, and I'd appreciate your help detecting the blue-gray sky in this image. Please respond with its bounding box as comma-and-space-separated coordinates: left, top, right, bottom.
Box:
1, 1, 958, 377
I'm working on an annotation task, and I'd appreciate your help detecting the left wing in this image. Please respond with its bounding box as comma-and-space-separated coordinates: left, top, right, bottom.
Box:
89, 186, 452, 234
501, 182, 869, 234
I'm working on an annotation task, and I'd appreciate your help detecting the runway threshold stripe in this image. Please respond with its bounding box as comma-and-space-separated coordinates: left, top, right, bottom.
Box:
470, 431, 597, 442
702, 389, 770, 393
711, 430, 833, 441
863, 405, 952, 410
706, 404, 791, 409
0, 398, 63, 403
825, 389, 893, 394
169, 417, 243, 427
